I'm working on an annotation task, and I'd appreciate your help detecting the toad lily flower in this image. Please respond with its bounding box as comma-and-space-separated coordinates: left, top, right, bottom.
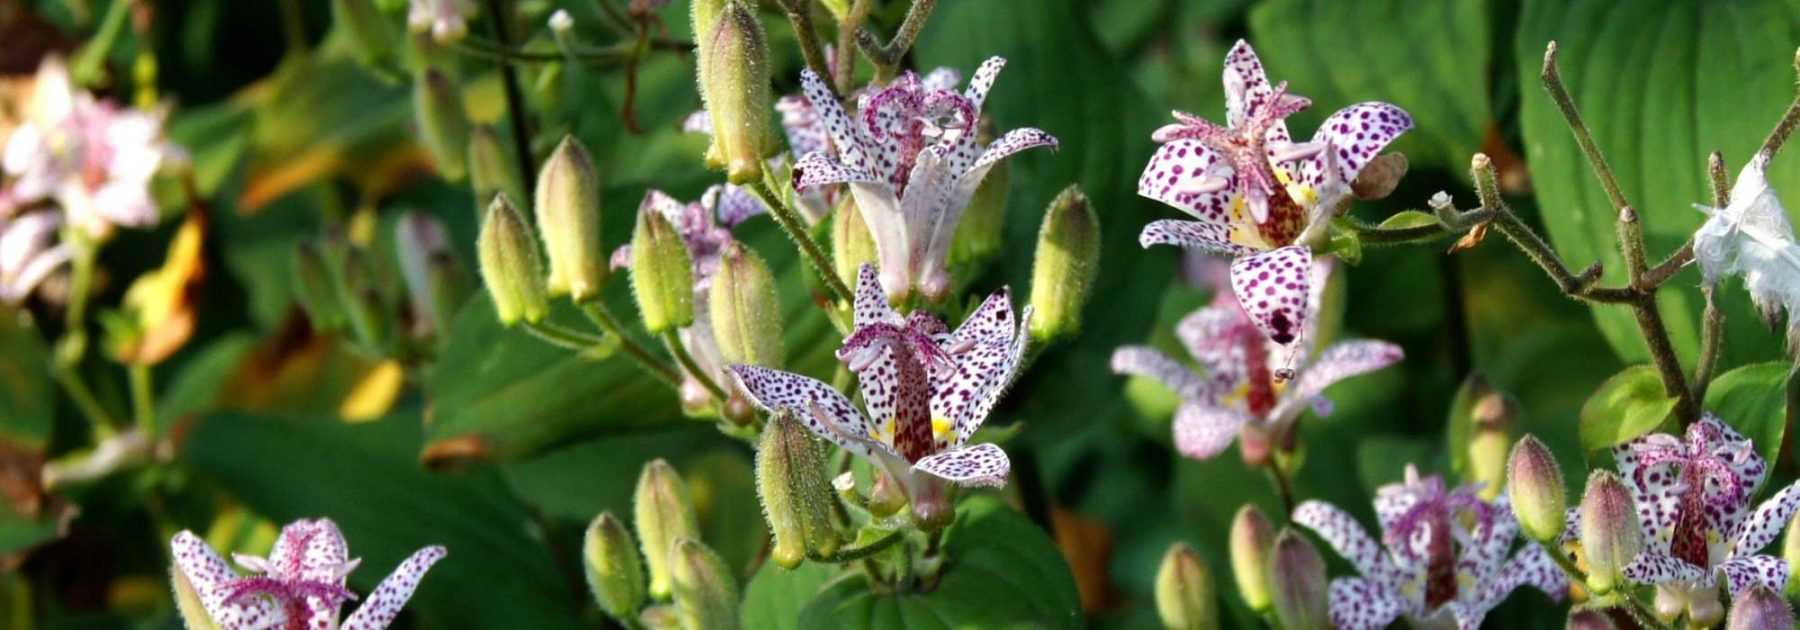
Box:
791, 57, 1059, 302
730, 263, 1031, 523
1137, 40, 1411, 346
1110, 260, 1401, 462
1693, 151, 1800, 350
169, 518, 445, 630
1295, 466, 1567, 630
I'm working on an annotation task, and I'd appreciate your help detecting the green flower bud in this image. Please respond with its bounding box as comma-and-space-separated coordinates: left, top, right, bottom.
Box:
414, 69, 470, 181
830, 196, 878, 294
1507, 435, 1566, 544
755, 412, 840, 569
536, 135, 606, 301
585, 512, 648, 622
1565, 609, 1618, 630
710, 242, 783, 368
700, 0, 773, 184
634, 459, 700, 600
950, 158, 1008, 266
291, 241, 347, 331
423, 252, 467, 338
1729, 587, 1791, 630
1229, 504, 1277, 613
1268, 528, 1329, 630
170, 563, 221, 630
332, 0, 395, 67
668, 538, 739, 630
468, 126, 525, 219
1154, 542, 1220, 630
630, 211, 695, 334
336, 248, 392, 350
1028, 185, 1099, 345
866, 469, 907, 518
1785, 516, 1800, 599
476, 195, 549, 325
1580, 470, 1642, 596
690, 0, 728, 161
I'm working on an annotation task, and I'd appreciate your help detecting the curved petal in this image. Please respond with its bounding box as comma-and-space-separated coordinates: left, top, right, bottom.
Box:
1174, 303, 1255, 382
792, 151, 877, 190
1229, 245, 1313, 345
1171, 402, 1251, 460
1110, 346, 1209, 401
729, 365, 884, 459
1717, 554, 1787, 598
913, 442, 1009, 488
1482, 544, 1567, 608
852, 264, 902, 327
1295, 102, 1413, 196
340, 546, 448, 630
936, 288, 1023, 441
1268, 340, 1404, 423
962, 57, 1005, 114
1325, 576, 1408, 630
1622, 551, 1706, 585
1138, 220, 1253, 255
952, 305, 1031, 444
1138, 138, 1239, 226
799, 68, 872, 174
1612, 434, 1685, 555
170, 531, 285, 629
1294, 500, 1391, 580
1732, 481, 1800, 556
1221, 40, 1274, 133
920, 67, 962, 92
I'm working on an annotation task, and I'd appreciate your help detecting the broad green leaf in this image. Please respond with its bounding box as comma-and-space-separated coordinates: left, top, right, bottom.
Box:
796, 496, 1081, 629
1516, 0, 1800, 365
1377, 210, 1444, 230
1702, 361, 1789, 465
183, 411, 583, 628
1579, 365, 1679, 452
154, 333, 255, 437
0, 308, 50, 452
740, 559, 839, 630
1249, 0, 1493, 172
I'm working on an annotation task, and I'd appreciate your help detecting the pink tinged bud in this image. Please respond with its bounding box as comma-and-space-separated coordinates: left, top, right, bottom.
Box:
866, 470, 907, 518
668, 538, 740, 630
476, 195, 548, 326
633, 459, 700, 600
1654, 585, 1686, 623
1579, 470, 1642, 596
1155, 542, 1220, 630
584, 512, 647, 622
1028, 185, 1099, 345
1729, 587, 1794, 630
1268, 528, 1329, 630
630, 210, 695, 334
1508, 435, 1567, 544
1566, 609, 1619, 630
536, 135, 606, 301
700, 0, 773, 184
910, 477, 954, 531
414, 69, 470, 181
1229, 505, 1277, 613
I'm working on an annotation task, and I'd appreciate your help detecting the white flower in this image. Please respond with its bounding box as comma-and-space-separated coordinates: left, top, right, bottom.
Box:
1694, 151, 1800, 349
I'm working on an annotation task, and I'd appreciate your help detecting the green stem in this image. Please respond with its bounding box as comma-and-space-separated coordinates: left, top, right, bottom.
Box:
522, 320, 610, 351
855, 0, 935, 81
809, 528, 905, 563
832, 0, 871, 93
662, 329, 726, 402
128, 363, 154, 435
1541, 42, 1629, 213
748, 177, 854, 307
55, 368, 118, 438
1694, 287, 1723, 400
71, 0, 133, 86
778, 0, 834, 88
579, 302, 682, 387
1266, 461, 1295, 518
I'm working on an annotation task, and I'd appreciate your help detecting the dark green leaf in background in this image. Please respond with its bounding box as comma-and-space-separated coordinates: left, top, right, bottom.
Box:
1579, 365, 1678, 452
1702, 361, 1790, 466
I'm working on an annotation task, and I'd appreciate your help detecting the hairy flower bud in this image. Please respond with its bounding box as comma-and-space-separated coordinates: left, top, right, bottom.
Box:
1566, 609, 1618, 630
668, 538, 739, 630
711, 242, 783, 368
755, 412, 840, 568
332, 0, 395, 67
536, 135, 606, 301
700, 0, 773, 184
1729, 587, 1793, 630
468, 126, 525, 218
1579, 470, 1642, 596
169, 563, 219, 630
477, 195, 548, 325
1155, 542, 1220, 630
630, 211, 695, 333
950, 158, 1009, 266
1351, 152, 1408, 201
585, 512, 647, 622
1029, 185, 1099, 345
337, 248, 392, 350
1269, 528, 1329, 630
830, 197, 878, 294
1507, 435, 1566, 544
634, 459, 700, 600
1229, 504, 1277, 613
1786, 516, 1800, 599
414, 69, 470, 181
291, 241, 347, 331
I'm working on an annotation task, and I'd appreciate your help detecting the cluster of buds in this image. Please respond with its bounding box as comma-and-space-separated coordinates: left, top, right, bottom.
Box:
583, 459, 742, 630
474, 135, 609, 326
291, 211, 469, 355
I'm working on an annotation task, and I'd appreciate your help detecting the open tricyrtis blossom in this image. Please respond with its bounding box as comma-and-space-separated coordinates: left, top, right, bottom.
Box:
1693, 151, 1800, 350
791, 57, 1058, 302
1110, 260, 1401, 461
1607, 415, 1800, 595
170, 518, 445, 630
1296, 466, 1566, 630
730, 264, 1030, 522
1137, 40, 1411, 345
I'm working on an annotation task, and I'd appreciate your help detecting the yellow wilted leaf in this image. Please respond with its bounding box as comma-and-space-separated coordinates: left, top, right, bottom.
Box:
339, 360, 406, 422
114, 213, 205, 365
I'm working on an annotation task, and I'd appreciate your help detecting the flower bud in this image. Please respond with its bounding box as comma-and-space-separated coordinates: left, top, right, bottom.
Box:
536, 135, 607, 301
1029, 184, 1099, 345
468, 126, 525, 219
634, 459, 700, 600
1268, 528, 1329, 630
1690, 587, 1726, 628
291, 241, 347, 331
1785, 516, 1800, 599
1729, 587, 1793, 630
1566, 609, 1618, 630
1229, 505, 1277, 613
1654, 585, 1686, 623
332, 0, 395, 67
1155, 542, 1220, 630
549, 10, 576, 52
169, 563, 219, 630
1507, 435, 1566, 544
1351, 152, 1408, 201
476, 195, 549, 325
336, 248, 393, 350
585, 512, 648, 622
755, 412, 840, 568
1579, 470, 1642, 596
639, 605, 680, 630
630, 211, 695, 333
423, 252, 468, 336
668, 538, 740, 630
414, 69, 470, 181
395, 211, 454, 332
950, 158, 1008, 266
866, 469, 907, 518
700, 0, 773, 184
710, 242, 783, 368
830, 196, 878, 293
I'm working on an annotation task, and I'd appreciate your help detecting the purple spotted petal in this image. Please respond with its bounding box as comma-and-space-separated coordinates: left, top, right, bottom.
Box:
170, 531, 285, 629
1221, 39, 1286, 142
1457, 501, 1518, 584
1622, 551, 1706, 585
793, 151, 877, 190
1171, 402, 1251, 460
729, 365, 885, 459
852, 264, 902, 327
1325, 576, 1408, 630
1174, 304, 1256, 387
340, 545, 447, 630
1716, 554, 1787, 598
775, 95, 828, 159
912, 442, 1009, 488
920, 67, 962, 92
963, 129, 1058, 184
937, 289, 1022, 441
708, 184, 766, 227
1612, 433, 1685, 554
1268, 340, 1403, 423
1294, 500, 1390, 581
1481, 543, 1567, 609
1109, 346, 1210, 401
296, 519, 351, 582
1137, 138, 1237, 226
1138, 219, 1253, 255
798, 69, 871, 174
962, 57, 1005, 114
1295, 102, 1413, 195
1229, 245, 1312, 345
1733, 481, 1800, 555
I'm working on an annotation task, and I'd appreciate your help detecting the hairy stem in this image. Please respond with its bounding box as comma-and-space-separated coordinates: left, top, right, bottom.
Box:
778, 1, 834, 88
1760, 48, 1800, 159
855, 0, 936, 80
1694, 287, 1723, 401
747, 177, 854, 307
579, 302, 682, 387
833, 0, 873, 93
809, 528, 905, 563
1632, 295, 1700, 425
1541, 42, 1629, 212
662, 329, 727, 402
523, 320, 610, 351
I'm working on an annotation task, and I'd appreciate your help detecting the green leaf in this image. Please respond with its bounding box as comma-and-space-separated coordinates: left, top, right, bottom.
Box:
796, 497, 1081, 629
155, 333, 255, 437
1701, 361, 1789, 465
1579, 365, 1679, 452
1377, 210, 1444, 230
740, 559, 840, 630
0, 308, 50, 452
1248, 0, 1493, 172
1516, 0, 1800, 365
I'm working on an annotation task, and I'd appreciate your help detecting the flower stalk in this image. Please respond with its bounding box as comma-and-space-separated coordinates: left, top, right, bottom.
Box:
854, 0, 935, 80
748, 175, 852, 308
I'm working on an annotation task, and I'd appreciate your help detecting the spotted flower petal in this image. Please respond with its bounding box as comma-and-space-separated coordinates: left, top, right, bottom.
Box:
1137, 139, 1237, 228
171, 531, 285, 629
1481, 544, 1566, 608
1717, 554, 1788, 597
1622, 552, 1707, 585
1733, 481, 1800, 557
1109, 346, 1210, 401
1170, 402, 1252, 460
1138, 219, 1252, 255
936, 288, 1026, 443
1268, 340, 1405, 423
1221, 40, 1287, 141
912, 442, 1010, 487
1293, 102, 1415, 204
852, 264, 903, 327
1326, 576, 1409, 630
1174, 304, 1255, 384
340, 546, 448, 630
1229, 245, 1313, 345
798, 69, 874, 178
1295, 500, 1391, 581
730, 364, 886, 460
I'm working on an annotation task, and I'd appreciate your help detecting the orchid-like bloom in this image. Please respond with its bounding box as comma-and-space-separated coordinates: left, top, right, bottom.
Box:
1111, 260, 1401, 461
1693, 151, 1800, 350
408, 0, 476, 44
730, 264, 1030, 521
1602, 415, 1800, 596
1295, 466, 1567, 629
1137, 40, 1411, 346
169, 518, 445, 630
791, 57, 1058, 302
